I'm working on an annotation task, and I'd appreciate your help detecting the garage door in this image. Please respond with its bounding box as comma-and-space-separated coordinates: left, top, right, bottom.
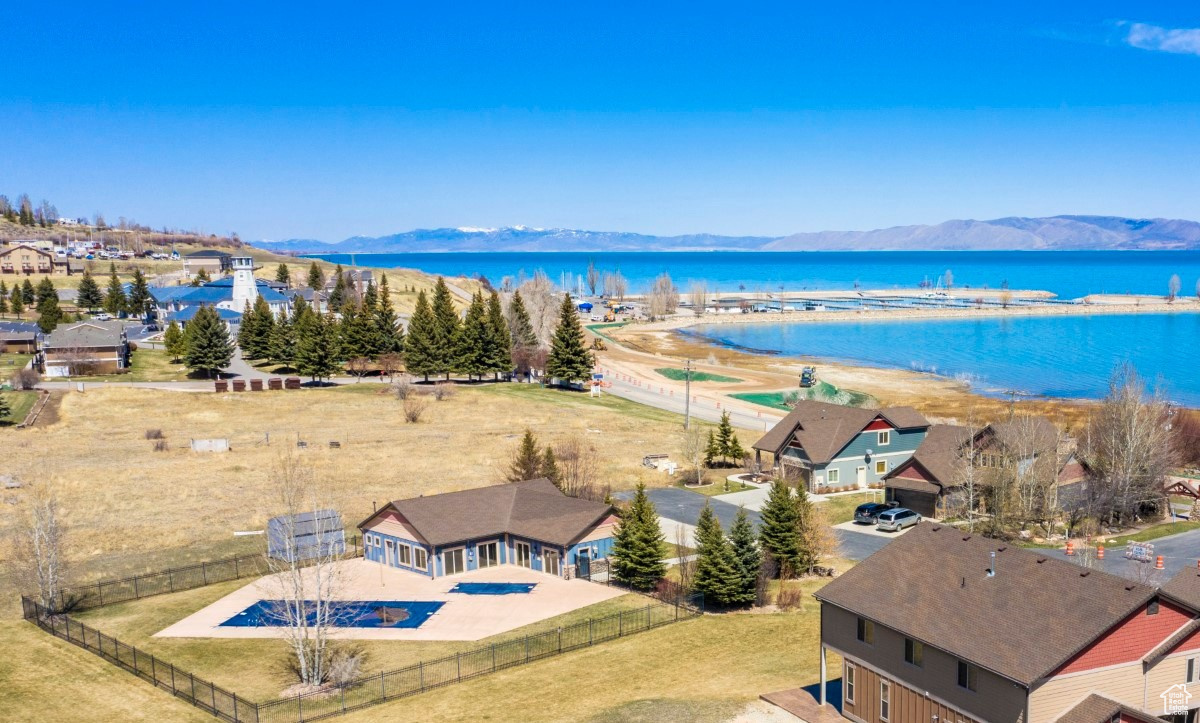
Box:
890, 489, 936, 518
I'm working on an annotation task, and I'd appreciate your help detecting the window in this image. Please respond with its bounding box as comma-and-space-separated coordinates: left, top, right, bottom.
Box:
844, 663, 856, 703
905, 638, 924, 667
856, 617, 874, 645
875, 460, 888, 475
413, 547, 428, 571
958, 660, 978, 691
1188, 657, 1198, 683
827, 469, 840, 485
880, 680, 890, 721
877, 430, 891, 446
397, 544, 411, 566
1148, 600, 1160, 615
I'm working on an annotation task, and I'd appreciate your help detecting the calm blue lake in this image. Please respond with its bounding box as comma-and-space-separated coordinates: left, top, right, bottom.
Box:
690, 313, 1200, 406
307, 250, 1200, 299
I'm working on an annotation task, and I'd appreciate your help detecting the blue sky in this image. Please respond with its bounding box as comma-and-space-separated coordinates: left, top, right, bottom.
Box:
3, 2, 1199, 241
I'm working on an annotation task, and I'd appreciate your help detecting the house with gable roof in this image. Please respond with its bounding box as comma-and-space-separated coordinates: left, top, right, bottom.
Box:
752, 400, 930, 492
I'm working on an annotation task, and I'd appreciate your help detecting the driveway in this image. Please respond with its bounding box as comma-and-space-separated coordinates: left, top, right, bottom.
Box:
615, 487, 893, 562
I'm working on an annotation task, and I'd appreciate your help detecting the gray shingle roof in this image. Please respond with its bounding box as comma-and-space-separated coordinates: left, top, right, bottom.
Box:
885, 423, 970, 490
814, 523, 1157, 687
1051, 693, 1161, 723
44, 321, 126, 350
368, 479, 613, 547
752, 400, 928, 463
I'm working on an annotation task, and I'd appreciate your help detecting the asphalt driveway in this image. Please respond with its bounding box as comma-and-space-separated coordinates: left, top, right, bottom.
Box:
1041, 527, 1200, 581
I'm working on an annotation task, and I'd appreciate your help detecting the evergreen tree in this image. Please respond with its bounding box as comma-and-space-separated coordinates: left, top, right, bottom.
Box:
0, 285, 8, 315
35, 278, 58, 306
328, 265, 347, 309
705, 430, 719, 467
455, 292, 491, 380
21, 279, 35, 305
182, 305, 235, 378
758, 479, 802, 577
486, 290, 511, 378
545, 294, 593, 385
373, 274, 403, 356
0, 393, 10, 421
792, 486, 819, 574
404, 290, 438, 382
10, 287, 24, 318
728, 506, 761, 605
306, 261, 324, 290
269, 300, 303, 369
339, 299, 375, 362
275, 263, 291, 287
359, 282, 381, 355
239, 297, 274, 360
76, 271, 103, 311
542, 447, 561, 488
508, 290, 537, 348
236, 300, 256, 356
194, 268, 211, 285
164, 321, 185, 361
36, 295, 63, 333
103, 266, 127, 316
296, 311, 342, 382
715, 411, 735, 465
507, 428, 544, 482
611, 483, 667, 591
430, 276, 460, 380
128, 268, 151, 319
693, 503, 741, 606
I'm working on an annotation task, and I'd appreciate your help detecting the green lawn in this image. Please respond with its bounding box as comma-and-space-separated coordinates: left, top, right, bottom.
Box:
678, 478, 755, 497
75, 580, 654, 701
1106, 521, 1200, 546
821, 492, 885, 525
475, 380, 697, 426
1, 352, 33, 372
69, 348, 197, 383
0, 389, 38, 425
584, 322, 629, 343
654, 367, 742, 384
732, 381, 875, 411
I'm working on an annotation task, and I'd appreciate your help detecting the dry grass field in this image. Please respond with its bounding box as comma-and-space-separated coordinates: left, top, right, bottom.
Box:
0, 383, 726, 587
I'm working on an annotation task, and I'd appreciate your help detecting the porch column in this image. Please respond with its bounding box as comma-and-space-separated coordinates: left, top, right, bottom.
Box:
819, 644, 827, 707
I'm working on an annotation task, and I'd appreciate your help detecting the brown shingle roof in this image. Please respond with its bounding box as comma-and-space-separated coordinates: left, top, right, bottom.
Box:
752, 400, 928, 463
1051, 693, 1161, 723
374, 479, 612, 548
814, 523, 1156, 686
885, 423, 970, 489
1162, 567, 1200, 611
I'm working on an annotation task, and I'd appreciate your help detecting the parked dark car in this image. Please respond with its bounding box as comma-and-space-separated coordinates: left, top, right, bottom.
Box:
876, 507, 922, 532
853, 502, 891, 524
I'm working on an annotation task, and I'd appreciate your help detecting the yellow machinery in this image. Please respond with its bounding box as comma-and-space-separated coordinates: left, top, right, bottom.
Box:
591, 338, 608, 351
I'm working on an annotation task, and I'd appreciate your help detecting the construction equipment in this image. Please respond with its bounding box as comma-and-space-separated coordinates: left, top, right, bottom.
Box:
591, 338, 607, 351
799, 366, 817, 388
603, 310, 616, 322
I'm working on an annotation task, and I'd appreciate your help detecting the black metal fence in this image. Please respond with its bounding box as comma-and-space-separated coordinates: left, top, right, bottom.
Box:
21, 586, 702, 723
54, 536, 362, 613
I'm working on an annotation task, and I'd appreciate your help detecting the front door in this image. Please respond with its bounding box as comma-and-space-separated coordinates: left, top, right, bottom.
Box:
576, 548, 591, 578
514, 541, 532, 568
543, 550, 561, 577
443, 548, 465, 576
856, 466, 867, 488
385, 540, 396, 566
477, 541, 499, 569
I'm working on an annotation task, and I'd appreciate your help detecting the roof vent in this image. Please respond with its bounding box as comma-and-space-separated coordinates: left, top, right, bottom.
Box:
987, 551, 996, 578
1036, 557, 1047, 564
1125, 584, 1136, 591
931, 525, 941, 532
997, 546, 1008, 553
1080, 571, 1091, 577
962, 535, 972, 541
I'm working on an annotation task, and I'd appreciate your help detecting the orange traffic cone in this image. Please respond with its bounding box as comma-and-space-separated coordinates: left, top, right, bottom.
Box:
1066, 540, 1075, 556
1156, 556, 1165, 570
1097, 545, 1105, 560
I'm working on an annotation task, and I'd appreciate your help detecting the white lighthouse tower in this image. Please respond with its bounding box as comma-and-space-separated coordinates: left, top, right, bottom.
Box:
230, 256, 258, 311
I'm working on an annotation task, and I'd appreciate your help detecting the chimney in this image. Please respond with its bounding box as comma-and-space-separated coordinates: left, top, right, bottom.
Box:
987, 551, 996, 578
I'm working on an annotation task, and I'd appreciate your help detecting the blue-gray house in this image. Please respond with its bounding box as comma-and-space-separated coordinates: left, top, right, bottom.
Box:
358, 479, 618, 579
752, 400, 929, 492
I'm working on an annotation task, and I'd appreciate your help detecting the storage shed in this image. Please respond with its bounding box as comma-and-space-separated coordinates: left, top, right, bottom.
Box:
267, 509, 346, 562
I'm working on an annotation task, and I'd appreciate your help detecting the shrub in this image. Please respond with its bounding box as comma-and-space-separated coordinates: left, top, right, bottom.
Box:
153, 439, 169, 452
391, 376, 415, 400
403, 395, 428, 423
10, 368, 40, 390
145, 429, 164, 440
128, 341, 139, 352
432, 382, 455, 401
775, 584, 805, 611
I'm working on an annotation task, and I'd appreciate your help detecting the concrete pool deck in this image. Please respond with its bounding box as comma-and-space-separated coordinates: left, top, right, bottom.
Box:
156, 560, 626, 641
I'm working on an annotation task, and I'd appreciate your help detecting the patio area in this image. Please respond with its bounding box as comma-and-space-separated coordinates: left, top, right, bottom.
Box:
156, 559, 626, 642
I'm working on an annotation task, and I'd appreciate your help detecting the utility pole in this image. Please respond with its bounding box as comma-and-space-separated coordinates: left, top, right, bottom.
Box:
684, 358, 693, 430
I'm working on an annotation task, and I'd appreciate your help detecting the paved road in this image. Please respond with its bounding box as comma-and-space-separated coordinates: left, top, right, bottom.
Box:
1041, 528, 1200, 581
599, 370, 782, 433
614, 486, 892, 562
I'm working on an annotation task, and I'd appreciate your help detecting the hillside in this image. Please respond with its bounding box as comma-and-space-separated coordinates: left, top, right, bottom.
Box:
254, 216, 1200, 254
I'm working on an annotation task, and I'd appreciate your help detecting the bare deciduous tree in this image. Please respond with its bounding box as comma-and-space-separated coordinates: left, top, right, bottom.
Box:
552, 435, 608, 500
377, 352, 403, 382
951, 411, 983, 532
263, 456, 347, 689
1168, 273, 1181, 302
516, 270, 559, 346
1078, 363, 1175, 526
402, 394, 429, 422
800, 504, 840, 570
585, 261, 599, 296
942, 269, 954, 289
674, 523, 696, 593
9, 481, 68, 611
646, 273, 679, 320
680, 425, 707, 486
603, 271, 628, 302
689, 282, 709, 316
346, 357, 372, 382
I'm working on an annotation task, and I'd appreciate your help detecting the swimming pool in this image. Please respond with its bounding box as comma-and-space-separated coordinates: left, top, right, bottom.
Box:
449, 582, 537, 595
219, 600, 445, 629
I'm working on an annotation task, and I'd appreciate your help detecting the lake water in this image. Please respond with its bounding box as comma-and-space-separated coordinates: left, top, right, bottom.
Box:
307, 250, 1200, 299
689, 313, 1200, 407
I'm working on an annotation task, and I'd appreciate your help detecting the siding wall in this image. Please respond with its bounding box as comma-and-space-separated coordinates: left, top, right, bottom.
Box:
841, 656, 982, 723
821, 603, 1028, 722
1027, 664, 1145, 721
814, 426, 927, 490
1055, 600, 1192, 675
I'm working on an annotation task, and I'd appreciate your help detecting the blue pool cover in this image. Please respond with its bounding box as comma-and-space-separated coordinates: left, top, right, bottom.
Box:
219, 600, 444, 628
449, 582, 537, 595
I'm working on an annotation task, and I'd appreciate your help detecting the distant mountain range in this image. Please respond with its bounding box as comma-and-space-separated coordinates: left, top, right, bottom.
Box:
252, 216, 1200, 254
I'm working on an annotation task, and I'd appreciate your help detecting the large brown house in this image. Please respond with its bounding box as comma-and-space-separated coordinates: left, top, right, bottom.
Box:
815, 523, 1200, 723
0, 243, 74, 276
42, 321, 130, 377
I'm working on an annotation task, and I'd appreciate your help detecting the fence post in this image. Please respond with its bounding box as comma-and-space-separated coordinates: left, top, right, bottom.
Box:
419, 661, 425, 691
381, 672, 386, 700
457, 651, 461, 681
491, 644, 496, 671
98, 583, 104, 607
558, 627, 562, 654
171, 664, 176, 693
132, 647, 138, 675
234, 558, 240, 578
201, 562, 208, 586
134, 576, 140, 599
151, 654, 157, 684
524, 635, 529, 663
589, 618, 594, 646
169, 569, 174, 593
341, 685, 346, 713
619, 610, 624, 636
